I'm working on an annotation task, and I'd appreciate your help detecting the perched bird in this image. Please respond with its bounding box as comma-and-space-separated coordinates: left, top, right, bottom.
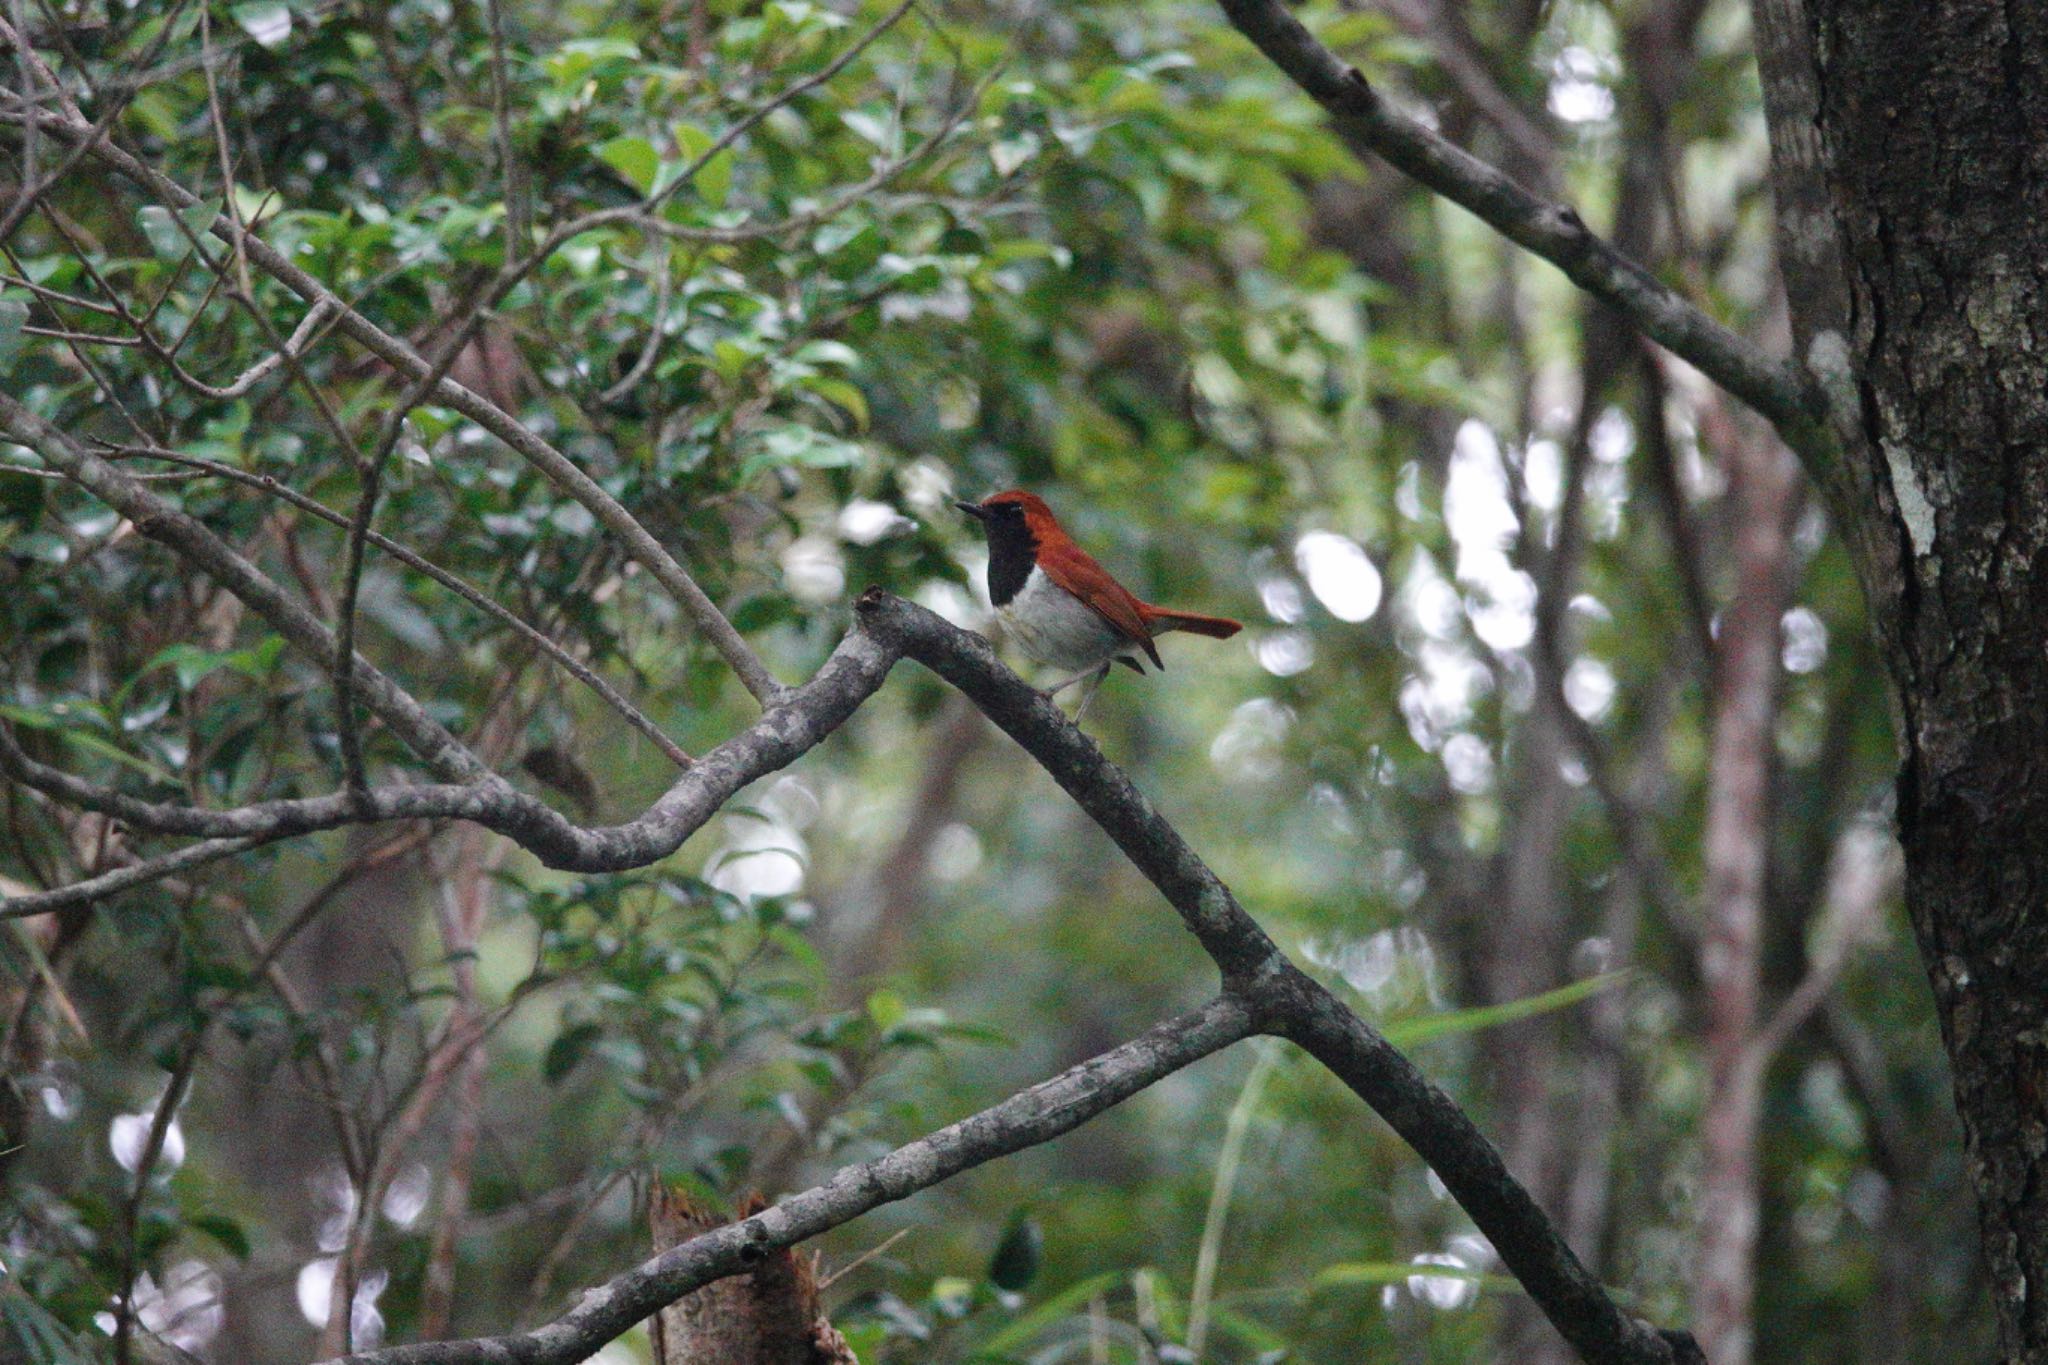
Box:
956, 490, 1242, 721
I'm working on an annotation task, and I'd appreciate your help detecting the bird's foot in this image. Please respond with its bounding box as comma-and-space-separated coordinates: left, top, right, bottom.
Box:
1069, 665, 1111, 726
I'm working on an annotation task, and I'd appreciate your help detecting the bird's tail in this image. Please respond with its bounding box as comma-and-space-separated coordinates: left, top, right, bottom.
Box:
1144, 609, 1243, 639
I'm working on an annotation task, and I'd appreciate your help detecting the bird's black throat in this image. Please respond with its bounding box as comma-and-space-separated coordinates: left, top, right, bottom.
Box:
980, 512, 1037, 607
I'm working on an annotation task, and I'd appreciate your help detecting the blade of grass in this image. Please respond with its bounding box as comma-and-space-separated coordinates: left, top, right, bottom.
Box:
1187, 1038, 1282, 1357
1381, 971, 1632, 1048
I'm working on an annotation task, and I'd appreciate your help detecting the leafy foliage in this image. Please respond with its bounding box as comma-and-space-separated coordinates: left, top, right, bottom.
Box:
0, 0, 1980, 1361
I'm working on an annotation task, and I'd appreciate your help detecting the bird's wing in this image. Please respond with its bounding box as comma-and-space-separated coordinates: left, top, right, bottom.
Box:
1036, 544, 1165, 669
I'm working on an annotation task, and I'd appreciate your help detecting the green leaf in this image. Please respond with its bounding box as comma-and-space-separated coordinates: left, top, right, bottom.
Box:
190, 1212, 251, 1260
793, 339, 860, 369
728, 593, 800, 633
739, 423, 865, 480
1381, 971, 1631, 1048
673, 123, 735, 207
137, 199, 222, 261
7, 529, 66, 564
696, 148, 734, 208
595, 136, 659, 196
865, 989, 906, 1031
989, 132, 1041, 176
7, 717, 177, 785
840, 106, 896, 149
1, 1290, 96, 1364
973, 1271, 1124, 1352
0, 299, 27, 370
987, 1211, 1042, 1291
233, 2, 292, 49
803, 376, 869, 429
818, 223, 885, 279
1207, 1305, 1288, 1352
0, 463, 43, 524
138, 637, 284, 693
543, 1021, 605, 1083
0, 701, 110, 733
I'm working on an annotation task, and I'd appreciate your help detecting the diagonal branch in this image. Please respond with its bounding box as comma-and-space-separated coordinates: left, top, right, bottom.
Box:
0, 393, 494, 787
3, 587, 1699, 1363
7, 112, 788, 707
0, 835, 261, 915
332, 994, 1257, 1365
865, 593, 1701, 1365
94, 442, 692, 769
0, 624, 900, 915
1210, 0, 1832, 478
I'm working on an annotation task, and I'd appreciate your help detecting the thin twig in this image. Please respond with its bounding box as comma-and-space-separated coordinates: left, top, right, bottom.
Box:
335, 995, 1258, 1365
484, 0, 525, 257
1210, 0, 1833, 476
93, 441, 693, 768
0, 836, 260, 916
0, 392, 497, 785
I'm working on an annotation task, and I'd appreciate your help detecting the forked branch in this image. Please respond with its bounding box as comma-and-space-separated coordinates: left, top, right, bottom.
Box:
3, 583, 1698, 1362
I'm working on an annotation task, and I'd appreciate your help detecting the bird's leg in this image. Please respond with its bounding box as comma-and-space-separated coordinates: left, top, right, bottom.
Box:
1068, 663, 1112, 726
1041, 666, 1101, 698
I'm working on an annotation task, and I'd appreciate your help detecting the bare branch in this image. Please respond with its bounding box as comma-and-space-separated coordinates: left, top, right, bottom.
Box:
0, 392, 496, 786
1693, 424, 1799, 1365
484, 0, 525, 257
332, 275, 510, 792
1359, 0, 1558, 173
1209, 0, 1833, 477
0, 621, 899, 911
596, 250, 677, 405
331, 994, 1258, 1365
0, 835, 260, 915
1748, 821, 1896, 1070
11, 118, 788, 707
161, 297, 342, 400
93, 441, 692, 769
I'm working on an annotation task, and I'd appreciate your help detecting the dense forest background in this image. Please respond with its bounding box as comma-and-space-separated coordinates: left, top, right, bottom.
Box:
0, 0, 1989, 1361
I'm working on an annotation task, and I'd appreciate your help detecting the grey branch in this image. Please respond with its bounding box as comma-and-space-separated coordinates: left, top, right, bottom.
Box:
333, 995, 1257, 1364
869, 593, 1701, 1365
0, 625, 898, 906
0, 836, 261, 916
6, 582, 1700, 1361
1211, 0, 1832, 480
0, 393, 494, 787
12, 109, 788, 707
94, 442, 693, 770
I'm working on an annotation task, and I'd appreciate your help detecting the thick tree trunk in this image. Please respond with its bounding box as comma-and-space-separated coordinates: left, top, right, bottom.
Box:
1758, 0, 2048, 1355
648, 1189, 854, 1365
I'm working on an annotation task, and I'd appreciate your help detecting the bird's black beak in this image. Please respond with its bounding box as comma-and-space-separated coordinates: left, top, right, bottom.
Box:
955, 500, 988, 521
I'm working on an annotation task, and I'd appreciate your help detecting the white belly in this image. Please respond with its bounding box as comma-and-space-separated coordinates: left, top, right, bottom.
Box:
996, 567, 1141, 673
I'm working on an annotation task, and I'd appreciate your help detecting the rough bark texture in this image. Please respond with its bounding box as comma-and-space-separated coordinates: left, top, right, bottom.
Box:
312, 596, 1703, 1365
1767, 0, 2048, 1355
649, 1191, 853, 1365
